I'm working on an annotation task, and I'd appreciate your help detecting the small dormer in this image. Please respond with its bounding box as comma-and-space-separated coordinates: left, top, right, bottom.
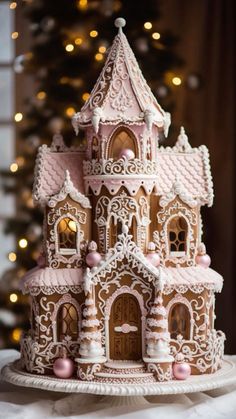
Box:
45, 171, 91, 268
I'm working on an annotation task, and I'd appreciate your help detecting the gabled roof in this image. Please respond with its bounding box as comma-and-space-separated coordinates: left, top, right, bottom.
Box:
157, 128, 214, 207
83, 226, 165, 293
72, 18, 170, 135
48, 170, 91, 208
33, 142, 86, 206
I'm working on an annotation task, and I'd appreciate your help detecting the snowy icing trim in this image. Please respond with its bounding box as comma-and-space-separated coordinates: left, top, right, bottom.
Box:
159, 176, 198, 208
82, 319, 100, 327
47, 170, 91, 208
146, 318, 168, 329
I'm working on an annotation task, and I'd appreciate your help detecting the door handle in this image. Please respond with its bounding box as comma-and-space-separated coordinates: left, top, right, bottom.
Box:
114, 323, 138, 333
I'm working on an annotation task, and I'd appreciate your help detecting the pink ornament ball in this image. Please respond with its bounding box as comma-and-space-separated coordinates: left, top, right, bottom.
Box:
196, 253, 211, 268
146, 252, 161, 267
119, 148, 135, 160
173, 362, 191, 380
86, 251, 102, 267
53, 357, 74, 379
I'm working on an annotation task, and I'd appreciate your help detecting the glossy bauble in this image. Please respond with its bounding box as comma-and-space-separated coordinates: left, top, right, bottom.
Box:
119, 148, 135, 160
86, 251, 102, 268
173, 361, 191, 380
53, 357, 74, 379
146, 252, 161, 267
196, 253, 211, 268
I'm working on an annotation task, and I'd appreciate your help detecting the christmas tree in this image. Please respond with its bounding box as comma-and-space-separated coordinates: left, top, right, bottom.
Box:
0, 0, 188, 348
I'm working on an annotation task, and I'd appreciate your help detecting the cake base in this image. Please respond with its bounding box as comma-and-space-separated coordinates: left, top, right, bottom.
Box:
1, 357, 236, 396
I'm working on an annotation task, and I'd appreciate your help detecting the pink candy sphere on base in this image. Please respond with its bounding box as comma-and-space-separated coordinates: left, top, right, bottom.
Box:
86, 241, 102, 268
119, 148, 135, 160
53, 357, 74, 379
146, 242, 161, 267
173, 353, 191, 380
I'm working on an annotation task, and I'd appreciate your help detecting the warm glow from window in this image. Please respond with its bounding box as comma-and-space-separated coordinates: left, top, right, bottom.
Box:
14, 112, 23, 122
12, 328, 22, 342
95, 53, 103, 61
75, 37, 83, 45
65, 107, 76, 117
90, 30, 98, 38
37, 91, 46, 100
10, 163, 18, 172
11, 31, 19, 39
8, 252, 17, 262
172, 77, 182, 86
68, 220, 77, 232
82, 92, 90, 101
65, 44, 74, 52
99, 46, 106, 53
19, 238, 28, 248
10, 2, 17, 9
144, 22, 152, 30
152, 32, 161, 40
10, 293, 18, 303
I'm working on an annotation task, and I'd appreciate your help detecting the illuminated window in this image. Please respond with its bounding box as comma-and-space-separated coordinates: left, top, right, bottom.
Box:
58, 303, 78, 341
57, 217, 78, 255
108, 128, 138, 159
169, 303, 190, 340
168, 217, 188, 257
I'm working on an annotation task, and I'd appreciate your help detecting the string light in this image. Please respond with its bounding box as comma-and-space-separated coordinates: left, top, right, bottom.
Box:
65, 44, 74, 52
36, 91, 46, 100
9, 293, 18, 303
82, 92, 90, 101
60, 77, 69, 84
11, 31, 19, 39
16, 156, 25, 167
18, 238, 28, 249
75, 37, 83, 45
172, 76, 182, 86
8, 252, 17, 262
9, 2, 17, 9
65, 107, 76, 117
10, 162, 18, 172
144, 22, 152, 30
152, 32, 161, 40
11, 328, 22, 342
95, 53, 103, 61
78, 0, 87, 10
98, 46, 106, 53
14, 112, 23, 122
90, 30, 98, 38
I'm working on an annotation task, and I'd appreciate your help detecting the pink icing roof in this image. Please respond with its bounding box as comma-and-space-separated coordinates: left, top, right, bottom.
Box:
33, 145, 86, 205
20, 267, 83, 292
73, 23, 170, 132
156, 146, 213, 206
163, 266, 223, 292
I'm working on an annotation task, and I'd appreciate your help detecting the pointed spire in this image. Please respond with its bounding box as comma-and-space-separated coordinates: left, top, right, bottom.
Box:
173, 126, 192, 152
50, 132, 67, 152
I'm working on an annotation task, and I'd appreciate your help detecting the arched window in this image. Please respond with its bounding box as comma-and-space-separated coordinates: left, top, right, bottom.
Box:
169, 303, 190, 340
110, 218, 123, 248
57, 303, 78, 341
108, 128, 138, 159
57, 217, 78, 255
168, 216, 188, 257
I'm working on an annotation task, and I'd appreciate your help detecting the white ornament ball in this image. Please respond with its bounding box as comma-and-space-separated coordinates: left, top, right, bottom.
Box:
114, 17, 126, 28
119, 148, 135, 160
146, 252, 161, 267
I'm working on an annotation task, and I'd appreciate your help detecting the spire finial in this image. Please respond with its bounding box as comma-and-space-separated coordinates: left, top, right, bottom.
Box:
114, 17, 126, 33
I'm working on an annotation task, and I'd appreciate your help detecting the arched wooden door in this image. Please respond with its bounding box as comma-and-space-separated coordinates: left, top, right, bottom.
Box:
109, 293, 142, 360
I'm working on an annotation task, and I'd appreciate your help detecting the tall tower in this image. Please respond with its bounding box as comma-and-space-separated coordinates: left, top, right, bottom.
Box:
73, 18, 170, 255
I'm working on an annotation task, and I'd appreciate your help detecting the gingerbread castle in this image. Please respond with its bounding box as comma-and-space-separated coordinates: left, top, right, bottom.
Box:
20, 18, 225, 383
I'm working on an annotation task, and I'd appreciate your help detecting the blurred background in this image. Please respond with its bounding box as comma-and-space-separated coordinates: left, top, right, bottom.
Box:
0, 0, 235, 353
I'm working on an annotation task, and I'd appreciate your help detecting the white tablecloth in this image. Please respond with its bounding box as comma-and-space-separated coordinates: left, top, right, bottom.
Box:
1, 350, 236, 418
